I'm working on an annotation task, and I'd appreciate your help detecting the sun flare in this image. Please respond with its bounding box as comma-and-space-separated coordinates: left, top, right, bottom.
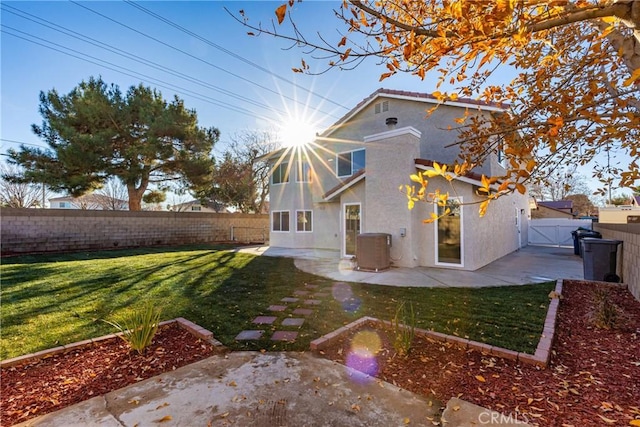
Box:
280, 118, 318, 147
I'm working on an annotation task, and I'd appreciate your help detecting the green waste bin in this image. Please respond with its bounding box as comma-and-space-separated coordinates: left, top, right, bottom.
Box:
581, 238, 622, 282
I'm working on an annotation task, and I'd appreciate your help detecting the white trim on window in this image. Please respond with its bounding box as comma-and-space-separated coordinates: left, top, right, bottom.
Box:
295, 210, 313, 233
272, 210, 290, 232
336, 148, 365, 178
272, 162, 290, 185
296, 159, 312, 183
434, 197, 464, 267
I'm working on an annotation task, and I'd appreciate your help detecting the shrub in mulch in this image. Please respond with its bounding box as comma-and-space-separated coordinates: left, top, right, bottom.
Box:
1, 323, 221, 426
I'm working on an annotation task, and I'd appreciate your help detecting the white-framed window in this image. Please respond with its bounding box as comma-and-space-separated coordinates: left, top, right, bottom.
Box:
272, 211, 290, 232
296, 210, 313, 232
497, 142, 507, 168
374, 100, 389, 114
272, 162, 289, 185
59, 202, 70, 208
191, 206, 202, 211
297, 159, 312, 183
336, 149, 365, 178
434, 198, 463, 267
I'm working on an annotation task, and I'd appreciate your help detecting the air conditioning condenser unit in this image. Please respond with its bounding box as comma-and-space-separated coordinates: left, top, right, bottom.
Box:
356, 233, 391, 272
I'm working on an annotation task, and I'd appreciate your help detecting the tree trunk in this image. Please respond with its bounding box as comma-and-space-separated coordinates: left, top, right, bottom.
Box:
127, 185, 146, 211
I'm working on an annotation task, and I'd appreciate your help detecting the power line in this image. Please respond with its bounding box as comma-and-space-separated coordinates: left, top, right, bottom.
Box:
1, 4, 287, 116
1, 27, 277, 123
69, 1, 340, 119
0, 139, 47, 149
123, 0, 350, 111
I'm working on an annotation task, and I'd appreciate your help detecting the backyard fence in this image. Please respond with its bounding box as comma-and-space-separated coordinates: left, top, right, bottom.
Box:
230, 226, 267, 243
0, 208, 269, 255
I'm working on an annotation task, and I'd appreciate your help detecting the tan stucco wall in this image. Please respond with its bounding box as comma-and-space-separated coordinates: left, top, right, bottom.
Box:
0, 208, 268, 254
598, 207, 640, 224
363, 128, 421, 267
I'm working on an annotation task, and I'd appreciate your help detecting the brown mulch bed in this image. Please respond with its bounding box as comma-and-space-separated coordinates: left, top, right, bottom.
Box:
1, 323, 221, 426
318, 280, 640, 426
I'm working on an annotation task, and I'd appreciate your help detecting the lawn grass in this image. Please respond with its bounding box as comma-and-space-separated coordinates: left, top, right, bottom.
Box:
0, 246, 555, 359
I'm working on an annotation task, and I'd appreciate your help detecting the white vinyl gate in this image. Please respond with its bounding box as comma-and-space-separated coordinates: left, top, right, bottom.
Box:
528, 219, 593, 247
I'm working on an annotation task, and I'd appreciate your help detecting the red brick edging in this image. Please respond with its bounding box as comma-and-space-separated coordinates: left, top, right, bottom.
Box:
0, 317, 222, 369
310, 279, 566, 368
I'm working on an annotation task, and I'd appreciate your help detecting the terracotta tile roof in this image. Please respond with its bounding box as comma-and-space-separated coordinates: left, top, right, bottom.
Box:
320, 88, 508, 138
322, 169, 365, 200
414, 158, 485, 183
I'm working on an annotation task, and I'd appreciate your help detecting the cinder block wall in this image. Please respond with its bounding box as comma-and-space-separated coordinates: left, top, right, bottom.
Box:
593, 223, 640, 301
0, 208, 268, 255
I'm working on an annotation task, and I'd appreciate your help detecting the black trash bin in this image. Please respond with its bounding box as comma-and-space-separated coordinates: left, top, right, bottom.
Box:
571, 227, 594, 255
576, 229, 602, 257
582, 238, 622, 282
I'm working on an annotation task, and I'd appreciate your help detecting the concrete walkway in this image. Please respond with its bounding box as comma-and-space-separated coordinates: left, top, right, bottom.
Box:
238, 245, 583, 287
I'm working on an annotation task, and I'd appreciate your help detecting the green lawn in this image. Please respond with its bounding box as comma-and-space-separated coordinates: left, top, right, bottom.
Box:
0, 246, 555, 359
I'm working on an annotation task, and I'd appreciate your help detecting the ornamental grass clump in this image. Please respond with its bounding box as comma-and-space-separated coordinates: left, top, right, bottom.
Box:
592, 286, 620, 330
391, 300, 416, 357
104, 304, 162, 354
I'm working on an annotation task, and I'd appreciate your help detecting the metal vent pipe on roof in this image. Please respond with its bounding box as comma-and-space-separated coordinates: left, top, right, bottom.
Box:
385, 117, 398, 128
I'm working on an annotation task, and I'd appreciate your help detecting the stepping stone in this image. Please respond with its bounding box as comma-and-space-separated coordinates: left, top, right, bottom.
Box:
293, 308, 313, 316
304, 284, 319, 289
268, 305, 287, 312
281, 297, 299, 303
235, 330, 264, 340
271, 331, 298, 341
282, 318, 305, 327
293, 290, 310, 296
304, 299, 322, 305
253, 316, 277, 325
313, 292, 329, 298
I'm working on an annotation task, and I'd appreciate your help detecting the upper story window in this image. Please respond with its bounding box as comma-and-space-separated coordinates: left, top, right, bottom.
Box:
497, 142, 507, 168
337, 149, 365, 178
191, 206, 202, 211
59, 202, 70, 208
374, 100, 389, 114
297, 160, 312, 183
272, 162, 290, 185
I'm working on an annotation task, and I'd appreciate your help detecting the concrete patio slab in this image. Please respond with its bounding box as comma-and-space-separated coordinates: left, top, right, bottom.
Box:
19, 353, 441, 427
238, 245, 583, 288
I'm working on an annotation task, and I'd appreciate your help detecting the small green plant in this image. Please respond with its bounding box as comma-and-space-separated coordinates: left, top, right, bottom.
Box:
104, 304, 162, 354
592, 287, 619, 329
392, 300, 416, 357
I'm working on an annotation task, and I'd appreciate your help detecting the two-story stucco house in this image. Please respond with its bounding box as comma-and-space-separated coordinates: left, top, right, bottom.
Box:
261, 89, 530, 271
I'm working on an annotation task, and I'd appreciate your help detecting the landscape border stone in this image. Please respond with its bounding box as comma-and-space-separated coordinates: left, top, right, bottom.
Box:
311, 279, 573, 368
0, 317, 222, 369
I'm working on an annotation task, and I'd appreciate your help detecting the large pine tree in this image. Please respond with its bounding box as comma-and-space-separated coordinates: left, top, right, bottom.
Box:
9, 77, 219, 211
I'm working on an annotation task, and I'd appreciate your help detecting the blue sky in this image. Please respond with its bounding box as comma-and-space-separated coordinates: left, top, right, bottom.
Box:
1, 1, 632, 198
1, 1, 444, 155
